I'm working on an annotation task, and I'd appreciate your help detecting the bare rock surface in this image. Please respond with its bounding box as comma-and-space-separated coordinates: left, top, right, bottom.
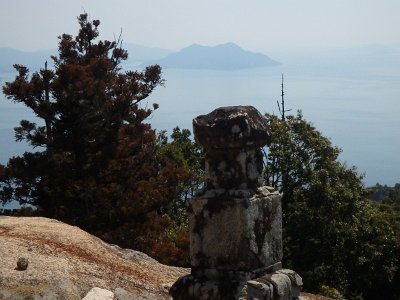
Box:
193, 105, 271, 149
0, 216, 189, 300
82, 287, 114, 300
299, 293, 333, 300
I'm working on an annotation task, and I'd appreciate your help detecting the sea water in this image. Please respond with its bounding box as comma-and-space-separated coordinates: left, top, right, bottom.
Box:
1, 61, 399, 186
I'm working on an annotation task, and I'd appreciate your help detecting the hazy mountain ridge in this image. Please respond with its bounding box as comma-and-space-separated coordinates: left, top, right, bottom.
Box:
2, 43, 399, 73
0, 44, 172, 72
0, 48, 55, 72
145, 42, 280, 70
122, 43, 173, 65
0, 43, 279, 72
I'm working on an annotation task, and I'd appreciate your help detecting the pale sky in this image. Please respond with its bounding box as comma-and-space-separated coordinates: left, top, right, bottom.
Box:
1, 0, 400, 53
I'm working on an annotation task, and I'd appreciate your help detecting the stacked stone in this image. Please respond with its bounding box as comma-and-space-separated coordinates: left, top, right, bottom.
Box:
170, 106, 302, 300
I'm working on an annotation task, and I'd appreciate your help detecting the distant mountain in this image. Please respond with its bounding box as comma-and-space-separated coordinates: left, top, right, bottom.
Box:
0, 48, 55, 73
1, 43, 278, 72
145, 43, 280, 70
123, 43, 172, 64
0, 45, 172, 73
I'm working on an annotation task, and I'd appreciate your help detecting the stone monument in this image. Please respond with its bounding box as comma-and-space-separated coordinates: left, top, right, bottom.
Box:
170, 106, 302, 300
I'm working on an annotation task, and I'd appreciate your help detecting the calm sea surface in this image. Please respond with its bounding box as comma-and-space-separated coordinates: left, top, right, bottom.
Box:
1, 61, 399, 186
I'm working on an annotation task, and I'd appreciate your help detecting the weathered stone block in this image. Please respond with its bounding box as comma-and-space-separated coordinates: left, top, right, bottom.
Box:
202, 148, 264, 191
268, 273, 292, 300
171, 105, 303, 300
193, 106, 271, 149
169, 275, 247, 300
170, 268, 303, 300
193, 106, 271, 191
276, 269, 303, 298
190, 186, 282, 273
247, 280, 274, 299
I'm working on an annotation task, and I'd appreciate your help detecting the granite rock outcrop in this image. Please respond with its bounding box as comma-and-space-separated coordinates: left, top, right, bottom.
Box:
0, 216, 188, 299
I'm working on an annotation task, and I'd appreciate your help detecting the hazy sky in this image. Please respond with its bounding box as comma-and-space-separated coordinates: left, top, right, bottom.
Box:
1, 0, 400, 53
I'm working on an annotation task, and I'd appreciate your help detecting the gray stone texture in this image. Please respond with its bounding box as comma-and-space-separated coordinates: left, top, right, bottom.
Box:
247, 279, 274, 299
170, 269, 303, 300
202, 147, 265, 191
171, 106, 302, 300
82, 287, 114, 300
193, 106, 271, 191
193, 105, 271, 150
190, 187, 282, 272
277, 269, 303, 298
16, 257, 29, 271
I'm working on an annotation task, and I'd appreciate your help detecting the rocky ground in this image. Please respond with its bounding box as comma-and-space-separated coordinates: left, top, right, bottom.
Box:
299, 293, 333, 300
0, 216, 188, 299
0, 216, 330, 300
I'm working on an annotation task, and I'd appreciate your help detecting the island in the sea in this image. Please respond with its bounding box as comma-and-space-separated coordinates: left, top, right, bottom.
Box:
143, 42, 280, 70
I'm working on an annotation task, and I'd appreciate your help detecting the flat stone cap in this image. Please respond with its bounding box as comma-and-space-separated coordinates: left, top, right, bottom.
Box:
193, 106, 271, 149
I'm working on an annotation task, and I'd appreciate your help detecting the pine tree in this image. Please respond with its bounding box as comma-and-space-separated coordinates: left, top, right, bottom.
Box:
0, 14, 190, 254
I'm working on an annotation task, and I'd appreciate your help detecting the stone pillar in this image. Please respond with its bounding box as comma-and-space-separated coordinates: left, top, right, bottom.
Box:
170, 106, 302, 300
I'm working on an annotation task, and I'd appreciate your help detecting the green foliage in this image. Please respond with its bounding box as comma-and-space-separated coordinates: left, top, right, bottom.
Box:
372, 183, 400, 299
376, 184, 400, 238
157, 127, 205, 207
264, 112, 400, 299
149, 127, 204, 266
319, 285, 346, 300
0, 14, 192, 257
369, 183, 400, 201
148, 213, 190, 266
